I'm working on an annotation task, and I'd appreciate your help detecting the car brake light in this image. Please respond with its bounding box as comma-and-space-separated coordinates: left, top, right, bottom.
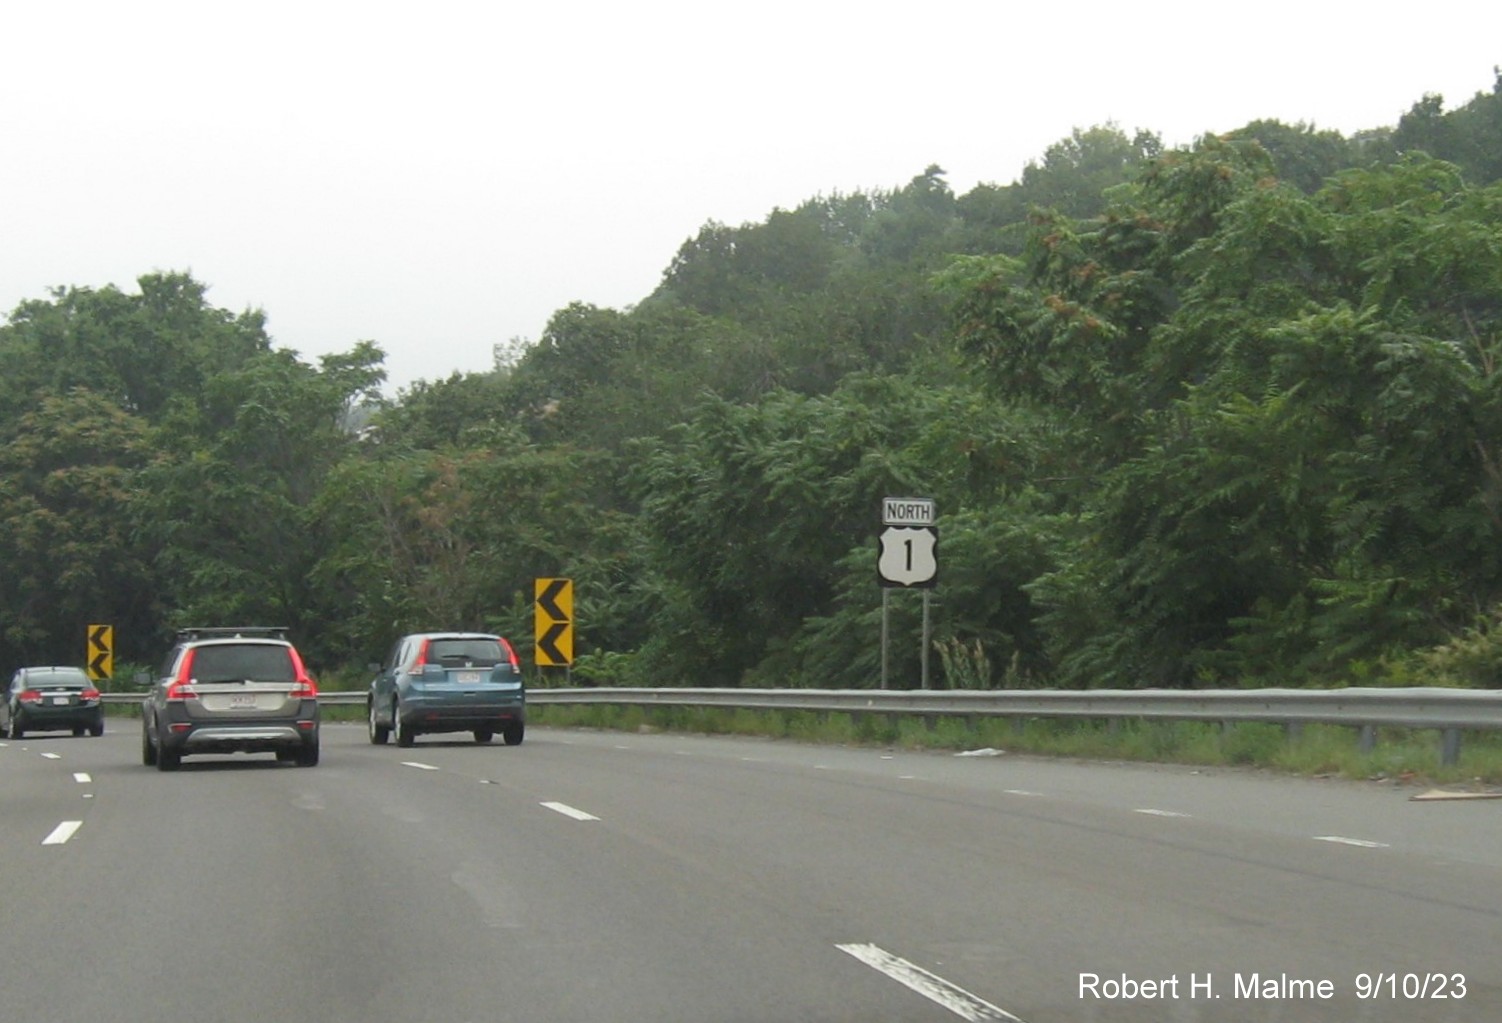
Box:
81, 688, 101, 701
501, 639, 521, 673
19, 689, 43, 704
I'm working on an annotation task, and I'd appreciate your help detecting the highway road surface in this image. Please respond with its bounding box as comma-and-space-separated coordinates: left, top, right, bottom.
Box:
3, 723, 1499, 1022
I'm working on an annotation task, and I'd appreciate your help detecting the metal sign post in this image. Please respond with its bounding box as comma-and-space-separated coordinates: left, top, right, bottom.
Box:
877, 498, 937, 689
880, 589, 890, 689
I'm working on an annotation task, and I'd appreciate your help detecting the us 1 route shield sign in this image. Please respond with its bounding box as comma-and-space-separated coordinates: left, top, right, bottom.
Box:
877, 527, 938, 588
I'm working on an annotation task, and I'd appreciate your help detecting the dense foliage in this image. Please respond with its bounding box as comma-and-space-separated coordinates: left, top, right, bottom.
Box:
5, 70, 1502, 690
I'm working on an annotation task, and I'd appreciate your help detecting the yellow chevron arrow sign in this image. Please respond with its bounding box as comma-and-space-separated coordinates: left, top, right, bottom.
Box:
534, 578, 574, 667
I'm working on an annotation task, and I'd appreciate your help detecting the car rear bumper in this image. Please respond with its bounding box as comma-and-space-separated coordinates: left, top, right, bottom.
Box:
159, 704, 320, 756
397, 697, 524, 733
15, 707, 104, 731
180, 725, 311, 752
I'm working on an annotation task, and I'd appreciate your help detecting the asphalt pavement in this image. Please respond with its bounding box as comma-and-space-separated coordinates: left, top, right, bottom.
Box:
2, 723, 1498, 1022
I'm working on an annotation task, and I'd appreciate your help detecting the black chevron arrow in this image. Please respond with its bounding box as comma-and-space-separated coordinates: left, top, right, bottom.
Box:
536, 579, 571, 622
536, 622, 571, 666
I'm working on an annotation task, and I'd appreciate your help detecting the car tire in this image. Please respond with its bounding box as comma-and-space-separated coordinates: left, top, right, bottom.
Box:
474, 729, 494, 744
141, 722, 158, 766
394, 703, 415, 748
296, 740, 319, 767
368, 702, 390, 745
9, 719, 23, 740
73, 726, 86, 737
157, 746, 181, 772
90, 721, 104, 738
502, 722, 525, 746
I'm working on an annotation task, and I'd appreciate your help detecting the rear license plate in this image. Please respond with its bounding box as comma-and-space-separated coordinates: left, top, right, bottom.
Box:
52, 697, 70, 706
457, 671, 481, 683
229, 694, 258, 709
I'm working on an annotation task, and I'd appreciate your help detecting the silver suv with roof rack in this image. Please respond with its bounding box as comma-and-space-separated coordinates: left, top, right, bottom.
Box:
139, 626, 320, 770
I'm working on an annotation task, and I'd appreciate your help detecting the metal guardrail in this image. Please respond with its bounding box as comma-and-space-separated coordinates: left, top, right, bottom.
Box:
103, 686, 1502, 764
526, 686, 1502, 730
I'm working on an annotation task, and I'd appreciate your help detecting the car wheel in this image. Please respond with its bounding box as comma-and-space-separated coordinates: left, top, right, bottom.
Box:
9, 719, 24, 740
474, 729, 494, 744
394, 702, 415, 748
296, 740, 319, 767
90, 721, 104, 738
368, 702, 389, 745
502, 722, 525, 746
141, 721, 157, 766
157, 745, 181, 772
73, 727, 86, 737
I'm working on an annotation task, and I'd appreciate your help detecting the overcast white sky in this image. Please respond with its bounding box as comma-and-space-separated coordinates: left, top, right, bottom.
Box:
2, 1, 1498, 395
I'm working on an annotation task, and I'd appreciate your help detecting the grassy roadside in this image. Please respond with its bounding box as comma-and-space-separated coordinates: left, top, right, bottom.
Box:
527, 703, 1502, 787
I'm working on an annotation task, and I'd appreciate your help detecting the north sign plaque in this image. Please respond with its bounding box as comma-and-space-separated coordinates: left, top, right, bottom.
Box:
882, 496, 935, 527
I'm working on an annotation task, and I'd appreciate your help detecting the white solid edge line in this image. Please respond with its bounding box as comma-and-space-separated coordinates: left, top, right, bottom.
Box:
541, 801, 600, 821
837, 943, 1025, 1023
43, 821, 83, 846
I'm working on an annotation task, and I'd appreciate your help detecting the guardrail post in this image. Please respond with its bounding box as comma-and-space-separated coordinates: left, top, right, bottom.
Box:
1285, 721, 1303, 743
1358, 725, 1376, 754
1440, 728, 1462, 768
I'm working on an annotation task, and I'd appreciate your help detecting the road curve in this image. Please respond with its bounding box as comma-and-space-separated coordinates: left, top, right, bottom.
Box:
2, 724, 1498, 1022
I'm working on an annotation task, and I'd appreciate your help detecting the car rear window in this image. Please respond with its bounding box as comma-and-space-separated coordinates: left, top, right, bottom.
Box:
191, 644, 296, 683
32, 669, 90, 685
425, 638, 505, 667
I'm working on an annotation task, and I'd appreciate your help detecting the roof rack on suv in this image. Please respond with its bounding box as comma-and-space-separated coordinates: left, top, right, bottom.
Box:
175, 626, 291, 642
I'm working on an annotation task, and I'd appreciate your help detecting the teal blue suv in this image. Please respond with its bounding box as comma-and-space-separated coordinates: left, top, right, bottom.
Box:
367, 632, 525, 747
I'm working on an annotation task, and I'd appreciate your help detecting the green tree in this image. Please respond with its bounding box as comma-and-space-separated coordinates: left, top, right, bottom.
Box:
0, 389, 154, 667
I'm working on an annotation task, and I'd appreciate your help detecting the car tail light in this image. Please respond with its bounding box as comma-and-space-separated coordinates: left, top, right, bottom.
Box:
18, 689, 43, 705
287, 647, 318, 698
408, 638, 431, 675
500, 639, 521, 673
165, 651, 197, 701
81, 687, 101, 702
165, 679, 198, 701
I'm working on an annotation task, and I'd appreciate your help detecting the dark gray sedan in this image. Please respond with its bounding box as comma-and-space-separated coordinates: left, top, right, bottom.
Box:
2, 666, 105, 739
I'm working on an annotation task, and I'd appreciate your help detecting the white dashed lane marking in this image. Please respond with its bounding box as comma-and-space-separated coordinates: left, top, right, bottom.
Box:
838, 943, 1025, 1022
1314, 835, 1390, 849
541, 801, 600, 821
43, 821, 83, 846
